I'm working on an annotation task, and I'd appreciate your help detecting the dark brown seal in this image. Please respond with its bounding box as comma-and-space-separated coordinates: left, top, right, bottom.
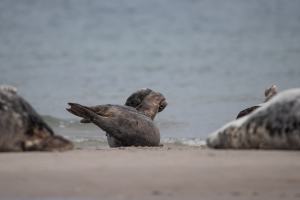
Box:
67, 103, 161, 147
73, 88, 167, 147
0, 85, 73, 152
236, 85, 278, 119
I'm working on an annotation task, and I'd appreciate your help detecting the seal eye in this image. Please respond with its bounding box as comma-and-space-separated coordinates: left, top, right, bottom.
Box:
159, 105, 164, 111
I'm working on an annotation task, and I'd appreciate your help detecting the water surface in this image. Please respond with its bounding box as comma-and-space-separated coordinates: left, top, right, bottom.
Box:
1, 0, 300, 143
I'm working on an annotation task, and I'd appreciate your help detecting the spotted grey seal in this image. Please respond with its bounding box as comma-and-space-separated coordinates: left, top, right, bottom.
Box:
236, 85, 278, 119
207, 88, 300, 149
0, 85, 73, 152
67, 89, 167, 147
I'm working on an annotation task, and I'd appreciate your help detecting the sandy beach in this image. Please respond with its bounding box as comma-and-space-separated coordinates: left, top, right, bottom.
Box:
0, 146, 300, 200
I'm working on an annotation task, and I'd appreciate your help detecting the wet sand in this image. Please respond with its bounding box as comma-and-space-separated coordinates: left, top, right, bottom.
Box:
0, 147, 300, 200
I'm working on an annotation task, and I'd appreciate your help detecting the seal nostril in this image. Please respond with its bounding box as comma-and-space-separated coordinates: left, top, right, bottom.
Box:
158, 102, 167, 112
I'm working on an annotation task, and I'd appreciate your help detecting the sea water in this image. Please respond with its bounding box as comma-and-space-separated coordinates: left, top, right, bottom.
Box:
1, 0, 300, 147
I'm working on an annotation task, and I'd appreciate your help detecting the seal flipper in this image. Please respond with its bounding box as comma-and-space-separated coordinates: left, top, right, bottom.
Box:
67, 103, 133, 143
78, 105, 113, 123
66, 103, 113, 129
67, 103, 96, 120
80, 119, 91, 123
236, 106, 260, 119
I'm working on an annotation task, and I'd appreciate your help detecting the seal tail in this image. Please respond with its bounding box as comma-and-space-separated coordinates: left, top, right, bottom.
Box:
66, 103, 97, 121
66, 103, 112, 135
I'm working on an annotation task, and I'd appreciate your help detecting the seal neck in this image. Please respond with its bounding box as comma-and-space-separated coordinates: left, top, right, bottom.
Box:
136, 103, 159, 120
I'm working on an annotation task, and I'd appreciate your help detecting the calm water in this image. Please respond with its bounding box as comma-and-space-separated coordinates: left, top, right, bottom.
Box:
1, 0, 300, 142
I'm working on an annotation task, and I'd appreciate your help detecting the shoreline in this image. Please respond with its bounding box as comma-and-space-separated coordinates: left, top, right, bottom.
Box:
1, 147, 300, 200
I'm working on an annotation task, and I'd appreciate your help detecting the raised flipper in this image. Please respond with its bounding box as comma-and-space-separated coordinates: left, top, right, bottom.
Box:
66, 103, 117, 134
67, 103, 98, 120
236, 85, 278, 119
264, 85, 278, 102
236, 106, 260, 119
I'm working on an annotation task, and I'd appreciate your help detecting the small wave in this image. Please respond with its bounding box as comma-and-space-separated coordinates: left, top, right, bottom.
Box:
43, 115, 188, 131
162, 137, 206, 147
43, 115, 207, 148
43, 115, 98, 130
43, 115, 78, 126
65, 136, 109, 149
67, 136, 206, 149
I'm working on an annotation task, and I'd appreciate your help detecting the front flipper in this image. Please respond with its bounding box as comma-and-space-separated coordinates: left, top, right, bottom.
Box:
80, 118, 91, 123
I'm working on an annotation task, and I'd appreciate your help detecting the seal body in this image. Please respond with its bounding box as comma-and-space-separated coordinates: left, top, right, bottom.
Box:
0, 86, 73, 152
67, 103, 160, 147
207, 88, 300, 149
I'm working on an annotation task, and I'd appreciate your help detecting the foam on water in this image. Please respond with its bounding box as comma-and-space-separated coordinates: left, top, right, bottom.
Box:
44, 115, 206, 148
68, 136, 206, 149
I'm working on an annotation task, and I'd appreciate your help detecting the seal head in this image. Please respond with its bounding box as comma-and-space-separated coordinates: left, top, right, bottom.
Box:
125, 88, 167, 119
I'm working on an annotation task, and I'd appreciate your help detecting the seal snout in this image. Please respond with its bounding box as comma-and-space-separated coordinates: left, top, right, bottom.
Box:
159, 98, 168, 112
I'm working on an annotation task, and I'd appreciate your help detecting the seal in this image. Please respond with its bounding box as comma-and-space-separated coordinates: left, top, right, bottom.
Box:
207, 88, 300, 149
236, 85, 278, 119
0, 85, 73, 152
73, 89, 167, 147
67, 103, 161, 147
72, 88, 168, 147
